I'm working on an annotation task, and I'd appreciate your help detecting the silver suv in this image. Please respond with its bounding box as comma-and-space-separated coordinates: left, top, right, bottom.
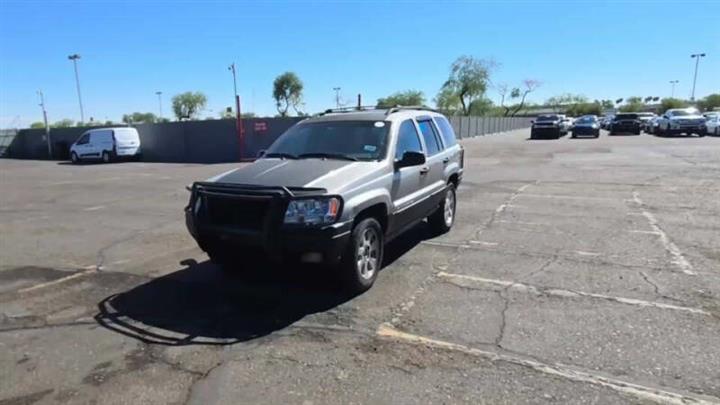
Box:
185, 107, 464, 292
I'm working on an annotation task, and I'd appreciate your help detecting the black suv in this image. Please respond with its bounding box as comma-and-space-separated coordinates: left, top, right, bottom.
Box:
610, 113, 642, 135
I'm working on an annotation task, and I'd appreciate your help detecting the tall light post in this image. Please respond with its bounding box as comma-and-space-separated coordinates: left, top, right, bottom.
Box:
155, 91, 163, 120
669, 80, 679, 98
690, 53, 705, 101
67, 54, 85, 123
228, 63, 244, 159
333, 87, 342, 108
37, 90, 52, 157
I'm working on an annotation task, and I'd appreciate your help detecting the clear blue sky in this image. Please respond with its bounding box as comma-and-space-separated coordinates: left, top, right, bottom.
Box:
1, 0, 718, 127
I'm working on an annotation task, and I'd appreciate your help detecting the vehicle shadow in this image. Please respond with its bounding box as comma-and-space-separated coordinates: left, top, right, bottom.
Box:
94, 223, 432, 346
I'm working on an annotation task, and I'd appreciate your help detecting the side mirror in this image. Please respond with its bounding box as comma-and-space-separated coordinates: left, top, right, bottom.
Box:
394, 151, 426, 170
257, 149, 266, 158
530, 120, 535, 124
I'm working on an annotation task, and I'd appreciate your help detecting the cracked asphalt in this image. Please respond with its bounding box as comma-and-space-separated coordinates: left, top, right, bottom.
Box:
1, 129, 720, 404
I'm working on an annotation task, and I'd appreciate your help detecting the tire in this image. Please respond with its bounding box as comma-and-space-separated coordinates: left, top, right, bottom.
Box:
102, 151, 111, 163
635, 129, 641, 135
70, 152, 80, 164
339, 217, 383, 293
428, 184, 457, 234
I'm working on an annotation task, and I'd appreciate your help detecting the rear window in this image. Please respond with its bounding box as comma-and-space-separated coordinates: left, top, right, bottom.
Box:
615, 114, 639, 119
433, 116, 457, 147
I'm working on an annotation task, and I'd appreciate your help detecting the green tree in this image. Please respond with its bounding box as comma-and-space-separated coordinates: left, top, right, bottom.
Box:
434, 86, 463, 115
171, 91, 207, 120
376, 90, 426, 108
272, 72, 304, 117
546, 93, 587, 113
660, 98, 688, 113
600, 99, 614, 110
567, 102, 602, 117
52, 119, 74, 128
697, 93, 720, 112
30, 121, 46, 129
468, 97, 494, 116
508, 80, 541, 116
438, 56, 495, 115
122, 112, 157, 124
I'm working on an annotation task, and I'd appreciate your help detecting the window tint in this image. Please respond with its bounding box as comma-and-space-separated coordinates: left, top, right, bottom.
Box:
434, 116, 457, 147
417, 120, 441, 155
395, 120, 423, 160
77, 134, 89, 144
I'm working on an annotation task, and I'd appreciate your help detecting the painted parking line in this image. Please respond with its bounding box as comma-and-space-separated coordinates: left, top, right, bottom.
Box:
518, 193, 619, 202
18, 268, 97, 293
377, 323, 719, 405
420, 240, 470, 249
82, 205, 106, 211
631, 192, 695, 275
436, 272, 710, 316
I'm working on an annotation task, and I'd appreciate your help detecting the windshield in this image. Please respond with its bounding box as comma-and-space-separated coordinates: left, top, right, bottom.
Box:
265, 120, 389, 161
669, 110, 690, 116
637, 113, 655, 117
576, 117, 597, 124
537, 115, 558, 122
615, 113, 639, 119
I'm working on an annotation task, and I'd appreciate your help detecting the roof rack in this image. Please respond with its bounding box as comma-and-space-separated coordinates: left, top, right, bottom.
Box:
317, 106, 380, 116
384, 105, 438, 115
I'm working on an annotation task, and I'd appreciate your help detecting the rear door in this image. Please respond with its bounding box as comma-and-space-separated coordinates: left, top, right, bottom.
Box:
415, 117, 446, 212
433, 115, 462, 179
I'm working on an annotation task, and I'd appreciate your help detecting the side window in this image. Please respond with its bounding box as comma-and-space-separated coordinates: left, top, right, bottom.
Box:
434, 116, 457, 147
417, 120, 441, 156
77, 133, 90, 144
395, 120, 423, 160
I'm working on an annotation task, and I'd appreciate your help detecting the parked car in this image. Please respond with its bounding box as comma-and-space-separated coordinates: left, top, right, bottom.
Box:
571, 115, 600, 138
558, 114, 572, 134
705, 114, 720, 136
609, 113, 642, 135
646, 116, 662, 134
656, 108, 706, 137
637, 112, 656, 133
70, 127, 142, 163
530, 114, 565, 139
600, 115, 614, 129
184, 107, 464, 292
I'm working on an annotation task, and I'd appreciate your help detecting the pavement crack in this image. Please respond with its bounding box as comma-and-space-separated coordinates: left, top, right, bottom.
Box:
494, 289, 510, 348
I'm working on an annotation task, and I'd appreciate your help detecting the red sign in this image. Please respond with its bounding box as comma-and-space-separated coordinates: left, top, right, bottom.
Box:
254, 121, 268, 133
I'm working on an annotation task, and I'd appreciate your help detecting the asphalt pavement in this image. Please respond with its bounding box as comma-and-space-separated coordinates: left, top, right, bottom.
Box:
1, 129, 719, 404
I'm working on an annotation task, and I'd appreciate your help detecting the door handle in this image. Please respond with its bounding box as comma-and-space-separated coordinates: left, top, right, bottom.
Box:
442, 157, 450, 164
419, 166, 430, 175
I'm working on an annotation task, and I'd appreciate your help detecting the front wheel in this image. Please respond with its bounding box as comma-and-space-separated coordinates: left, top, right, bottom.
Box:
339, 218, 383, 293
71, 152, 80, 164
428, 185, 456, 234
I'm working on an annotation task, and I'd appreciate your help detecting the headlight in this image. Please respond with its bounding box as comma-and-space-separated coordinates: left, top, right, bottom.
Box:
592, 124, 599, 129
284, 197, 341, 225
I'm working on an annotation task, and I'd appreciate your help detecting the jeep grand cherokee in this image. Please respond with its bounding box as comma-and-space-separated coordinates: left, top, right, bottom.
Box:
185, 107, 464, 292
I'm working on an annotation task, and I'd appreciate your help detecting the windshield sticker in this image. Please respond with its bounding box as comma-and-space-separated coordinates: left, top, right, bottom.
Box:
374, 121, 385, 128
364, 145, 377, 152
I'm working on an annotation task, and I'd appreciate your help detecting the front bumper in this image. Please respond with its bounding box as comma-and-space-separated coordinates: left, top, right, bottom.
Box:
572, 127, 599, 136
531, 127, 560, 138
185, 182, 352, 264
668, 125, 705, 133
611, 124, 640, 133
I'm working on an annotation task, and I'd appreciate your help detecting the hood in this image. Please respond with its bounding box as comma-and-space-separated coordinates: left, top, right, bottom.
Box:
210, 158, 384, 193
669, 114, 704, 120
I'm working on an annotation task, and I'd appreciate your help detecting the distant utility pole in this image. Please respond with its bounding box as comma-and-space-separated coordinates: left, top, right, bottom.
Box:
67, 54, 85, 123
333, 87, 342, 108
37, 90, 52, 157
228, 63, 245, 159
669, 80, 679, 98
155, 91, 163, 119
690, 53, 706, 101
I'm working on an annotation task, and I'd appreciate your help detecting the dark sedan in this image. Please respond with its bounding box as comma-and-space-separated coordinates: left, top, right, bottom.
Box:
571, 116, 600, 138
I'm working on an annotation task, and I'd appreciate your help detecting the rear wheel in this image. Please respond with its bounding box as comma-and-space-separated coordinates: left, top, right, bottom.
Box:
102, 151, 111, 163
428, 185, 456, 234
339, 218, 383, 293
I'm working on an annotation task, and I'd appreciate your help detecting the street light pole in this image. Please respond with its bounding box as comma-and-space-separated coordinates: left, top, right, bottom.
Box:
333, 87, 341, 108
690, 53, 705, 101
155, 91, 163, 119
37, 90, 52, 158
67, 54, 85, 123
228, 63, 244, 159
669, 80, 679, 98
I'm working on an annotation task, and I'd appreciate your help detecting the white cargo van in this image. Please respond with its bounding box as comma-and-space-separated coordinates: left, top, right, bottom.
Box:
70, 127, 141, 163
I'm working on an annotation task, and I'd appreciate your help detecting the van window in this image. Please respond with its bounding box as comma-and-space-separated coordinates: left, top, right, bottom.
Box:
417, 120, 441, 155
434, 116, 457, 147
77, 133, 90, 144
395, 120, 423, 160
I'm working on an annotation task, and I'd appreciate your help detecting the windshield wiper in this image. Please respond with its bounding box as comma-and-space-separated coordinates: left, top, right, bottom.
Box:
264, 152, 298, 159
297, 153, 358, 161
